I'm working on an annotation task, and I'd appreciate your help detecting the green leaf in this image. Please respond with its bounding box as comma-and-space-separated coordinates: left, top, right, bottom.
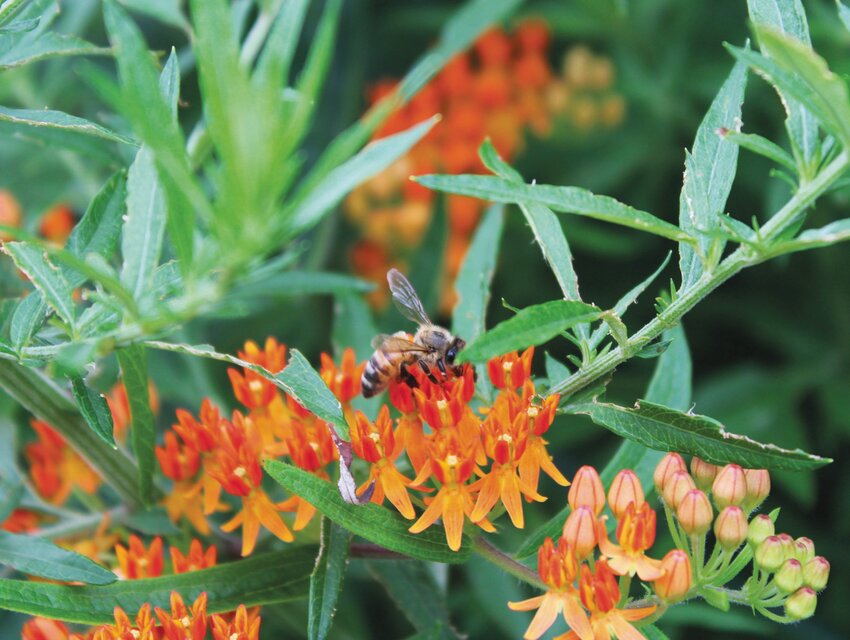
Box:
747, 0, 818, 166
699, 586, 731, 611
117, 0, 191, 32
0, 106, 133, 145
409, 209, 448, 319
574, 399, 831, 471
308, 520, 351, 640
415, 174, 691, 243
459, 300, 601, 364
124, 508, 180, 536
766, 218, 850, 255
721, 130, 797, 173
0, 531, 116, 585
0, 477, 23, 525
276, 349, 349, 440
0, 32, 107, 69
288, 116, 440, 238
3, 243, 75, 328
367, 560, 460, 640
840, 0, 850, 32
116, 345, 156, 505
679, 58, 747, 289
0, 546, 315, 623
233, 271, 375, 303
254, 0, 309, 93
264, 461, 471, 563
10, 292, 46, 351
69, 376, 116, 447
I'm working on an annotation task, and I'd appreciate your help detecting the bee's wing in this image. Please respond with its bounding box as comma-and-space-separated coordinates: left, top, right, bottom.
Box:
387, 268, 432, 325
372, 333, 430, 354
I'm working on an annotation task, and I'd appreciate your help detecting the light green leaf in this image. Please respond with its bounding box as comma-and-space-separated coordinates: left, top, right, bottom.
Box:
117, 0, 190, 32
233, 271, 375, 303
308, 520, 351, 640
254, 0, 308, 93
276, 349, 349, 440
116, 345, 155, 505
766, 218, 850, 255
0, 531, 116, 585
748, 0, 818, 166
0, 106, 132, 145
415, 174, 691, 242
459, 300, 601, 364
0, 546, 315, 623
264, 460, 471, 563
679, 58, 747, 289
700, 586, 731, 611
0, 32, 107, 69
69, 376, 115, 447
288, 117, 440, 238
0, 478, 23, 525
840, 1, 850, 32
722, 130, 797, 173
10, 292, 46, 351
159, 47, 180, 119
124, 508, 180, 536
3, 243, 75, 327
575, 399, 831, 471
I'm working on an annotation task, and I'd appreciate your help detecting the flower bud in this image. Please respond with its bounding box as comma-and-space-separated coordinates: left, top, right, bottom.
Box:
747, 514, 775, 547
793, 537, 815, 564
775, 559, 803, 594
755, 536, 785, 572
713, 505, 747, 551
802, 557, 830, 592
654, 452, 686, 493
562, 505, 598, 560
607, 469, 645, 519
711, 464, 747, 509
653, 550, 692, 603
568, 465, 606, 516
776, 533, 795, 560
662, 470, 696, 509
784, 587, 817, 621
690, 456, 720, 492
676, 489, 713, 536
742, 468, 770, 511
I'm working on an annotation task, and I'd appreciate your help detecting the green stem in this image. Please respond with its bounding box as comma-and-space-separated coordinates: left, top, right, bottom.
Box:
548, 150, 850, 399
664, 504, 687, 551
691, 534, 705, 585
618, 574, 633, 607
472, 535, 545, 590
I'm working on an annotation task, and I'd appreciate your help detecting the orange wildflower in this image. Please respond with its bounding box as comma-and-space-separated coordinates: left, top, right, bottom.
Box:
488, 347, 535, 389
2, 508, 39, 533
106, 380, 160, 443
155, 592, 207, 640
597, 503, 664, 581
172, 400, 225, 516
25, 419, 101, 505
517, 384, 569, 491
508, 537, 592, 640
320, 348, 365, 404
21, 618, 71, 640
515, 18, 550, 53
475, 28, 513, 67
91, 603, 157, 640
350, 406, 415, 518
115, 535, 164, 579
156, 431, 208, 534
569, 465, 606, 516
210, 604, 261, 640
171, 539, 217, 574
0, 189, 22, 241
228, 367, 278, 410
562, 560, 656, 640
389, 380, 428, 472
38, 204, 75, 245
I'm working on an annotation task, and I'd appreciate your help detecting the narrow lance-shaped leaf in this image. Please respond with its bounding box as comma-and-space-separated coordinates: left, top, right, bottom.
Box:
276, 349, 349, 440
575, 399, 831, 471
459, 300, 600, 364
0, 546, 316, 623
679, 58, 747, 289
116, 345, 155, 505
308, 520, 351, 640
0, 106, 133, 145
766, 218, 850, 255
0, 32, 108, 70
69, 377, 116, 447
264, 460, 472, 563
10, 292, 46, 351
415, 174, 692, 243
0, 531, 116, 585
3, 243, 75, 328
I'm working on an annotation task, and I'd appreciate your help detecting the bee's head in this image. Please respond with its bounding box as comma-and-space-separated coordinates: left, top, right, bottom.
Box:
446, 337, 465, 365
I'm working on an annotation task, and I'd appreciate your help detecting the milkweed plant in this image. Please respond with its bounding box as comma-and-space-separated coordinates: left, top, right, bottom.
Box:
0, 0, 844, 638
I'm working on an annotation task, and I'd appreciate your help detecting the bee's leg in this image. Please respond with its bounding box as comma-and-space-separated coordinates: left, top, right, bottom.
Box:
436, 358, 448, 380
400, 364, 418, 388
454, 364, 476, 381
418, 360, 440, 384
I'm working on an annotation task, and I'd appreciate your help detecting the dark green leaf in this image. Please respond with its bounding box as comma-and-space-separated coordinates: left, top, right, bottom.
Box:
116, 345, 156, 505
308, 520, 351, 640
0, 106, 133, 144
264, 461, 471, 563
10, 292, 46, 351
276, 349, 349, 440
3, 243, 75, 327
415, 174, 692, 242
69, 376, 116, 447
679, 58, 747, 288
575, 399, 831, 471
0, 546, 315, 623
124, 508, 180, 536
722, 130, 797, 173
0, 531, 116, 585
459, 300, 600, 364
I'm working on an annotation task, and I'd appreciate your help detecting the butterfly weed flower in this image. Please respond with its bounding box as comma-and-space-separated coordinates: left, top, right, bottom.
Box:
155, 592, 208, 640
91, 603, 157, 640
25, 419, 101, 506
568, 466, 606, 516
156, 431, 208, 534
597, 502, 664, 581
115, 535, 164, 580
210, 604, 261, 640
170, 539, 217, 574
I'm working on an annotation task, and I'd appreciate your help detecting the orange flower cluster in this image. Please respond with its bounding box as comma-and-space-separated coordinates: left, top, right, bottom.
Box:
156, 338, 359, 555
348, 345, 567, 551
0, 189, 75, 245
22, 595, 260, 640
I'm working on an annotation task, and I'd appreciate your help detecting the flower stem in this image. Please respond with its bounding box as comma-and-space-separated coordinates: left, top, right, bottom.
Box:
472, 534, 546, 590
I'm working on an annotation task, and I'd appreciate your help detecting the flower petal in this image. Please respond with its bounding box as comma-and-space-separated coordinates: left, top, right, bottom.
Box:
508, 595, 545, 611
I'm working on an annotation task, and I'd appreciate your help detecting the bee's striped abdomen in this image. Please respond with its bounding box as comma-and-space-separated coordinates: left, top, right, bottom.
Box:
361, 349, 394, 398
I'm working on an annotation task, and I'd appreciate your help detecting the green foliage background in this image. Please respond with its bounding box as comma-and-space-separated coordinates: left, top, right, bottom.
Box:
0, 0, 848, 638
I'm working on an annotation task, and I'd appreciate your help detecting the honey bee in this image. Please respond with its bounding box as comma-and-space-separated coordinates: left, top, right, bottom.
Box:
361, 269, 467, 398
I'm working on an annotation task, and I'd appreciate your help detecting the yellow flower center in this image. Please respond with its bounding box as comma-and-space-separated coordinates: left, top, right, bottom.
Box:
181, 615, 191, 628
230, 634, 239, 640
436, 399, 448, 410
234, 466, 247, 478
309, 441, 319, 450
368, 433, 381, 442
527, 406, 539, 418
131, 632, 141, 639
446, 454, 459, 467
138, 557, 148, 568
248, 379, 264, 393
503, 361, 514, 372
498, 434, 513, 443
335, 372, 344, 384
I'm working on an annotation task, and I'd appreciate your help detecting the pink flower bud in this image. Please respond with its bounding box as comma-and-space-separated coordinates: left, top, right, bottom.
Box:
747, 514, 774, 547
775, 559, 803, 594
743, 468, 770, 511
802, 557, 830, 592
568, 465, 606, 516
607, 469, 645, 519
676, 489, 713, 536
794, 537, 815, 564
711, 464, 747, 509
562, 505, 598, 560
713, 505, 747, 551
654, 452, 686, 493
653, 550, 692, 603
662, 470, 696, 509
777, 533, 795, 559
690, 456, 720, 492
755, 535, 785, 572
784, 587, 817, 620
